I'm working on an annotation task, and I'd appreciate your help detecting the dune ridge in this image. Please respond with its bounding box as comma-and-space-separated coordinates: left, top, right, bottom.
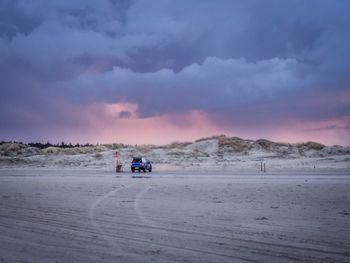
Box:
1, 135, 349, 171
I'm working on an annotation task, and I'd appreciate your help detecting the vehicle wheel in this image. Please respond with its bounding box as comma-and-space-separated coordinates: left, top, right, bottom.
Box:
131, 168, 135, 173
143, 168, 146, 173
149, 167, 152, 172
138, 170, 140, 172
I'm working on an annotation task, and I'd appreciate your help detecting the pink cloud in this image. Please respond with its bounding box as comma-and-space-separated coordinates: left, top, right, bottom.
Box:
60, 102, 229, 144
20, 100, 349, 146
267, 116, 350, 146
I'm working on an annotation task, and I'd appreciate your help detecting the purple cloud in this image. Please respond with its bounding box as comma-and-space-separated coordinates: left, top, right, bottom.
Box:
0, 0, 349, 144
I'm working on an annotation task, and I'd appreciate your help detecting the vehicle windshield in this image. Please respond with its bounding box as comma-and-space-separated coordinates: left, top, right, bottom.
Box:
132, 158, 142, 162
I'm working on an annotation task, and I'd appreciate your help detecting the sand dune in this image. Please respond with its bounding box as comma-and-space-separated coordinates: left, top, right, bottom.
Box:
1, 135, 349, 172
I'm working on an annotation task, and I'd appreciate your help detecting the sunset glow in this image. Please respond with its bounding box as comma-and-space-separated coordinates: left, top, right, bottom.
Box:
0, 1, 349, 145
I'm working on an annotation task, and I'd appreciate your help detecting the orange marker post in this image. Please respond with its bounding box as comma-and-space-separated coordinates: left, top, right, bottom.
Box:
115, 152, 119, 172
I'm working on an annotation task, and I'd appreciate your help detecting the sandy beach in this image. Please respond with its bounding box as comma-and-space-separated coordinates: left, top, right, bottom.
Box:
2, 1, 350, 262
1, 169, 349, 263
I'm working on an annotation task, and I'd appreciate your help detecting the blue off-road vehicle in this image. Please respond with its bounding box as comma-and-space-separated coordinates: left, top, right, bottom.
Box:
131, 157, 152, 173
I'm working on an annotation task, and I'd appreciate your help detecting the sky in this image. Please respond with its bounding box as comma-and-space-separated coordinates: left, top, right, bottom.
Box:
0, 0, 350, 145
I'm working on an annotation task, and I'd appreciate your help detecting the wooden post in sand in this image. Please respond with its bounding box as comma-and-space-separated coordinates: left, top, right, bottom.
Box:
263, 163, 266, 173
261, 162, 263, 172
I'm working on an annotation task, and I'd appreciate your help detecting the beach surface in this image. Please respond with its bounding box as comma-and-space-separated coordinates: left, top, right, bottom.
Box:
0, 169, 349, 263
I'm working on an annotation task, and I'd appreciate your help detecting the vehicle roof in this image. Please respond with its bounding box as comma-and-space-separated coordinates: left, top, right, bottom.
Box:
132, 156, 149, 160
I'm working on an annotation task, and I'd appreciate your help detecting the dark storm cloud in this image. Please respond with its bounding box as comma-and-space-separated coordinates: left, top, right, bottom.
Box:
0, 0, 41, 38
118, 110, 132, 119
62, 56, 306, 114
1, 0, 350, 141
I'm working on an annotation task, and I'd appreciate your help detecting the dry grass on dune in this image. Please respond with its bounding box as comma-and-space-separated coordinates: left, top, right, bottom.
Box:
160, 141, 192, 149
217, 135, 252, 153
42, 145, 109, 155
195, 135, 252, 154
296, 141, 325, 150
1, 136, 350, 169
254, 139, 291, 150
195, 135, 222, 143
0, 143, 40, 157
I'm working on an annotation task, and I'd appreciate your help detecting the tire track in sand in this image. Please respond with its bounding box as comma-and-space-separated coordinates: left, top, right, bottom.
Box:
133, 184, 260, 262
131, 184, 350, 262
134, 184, 153, 226
88, 184, 135, 248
